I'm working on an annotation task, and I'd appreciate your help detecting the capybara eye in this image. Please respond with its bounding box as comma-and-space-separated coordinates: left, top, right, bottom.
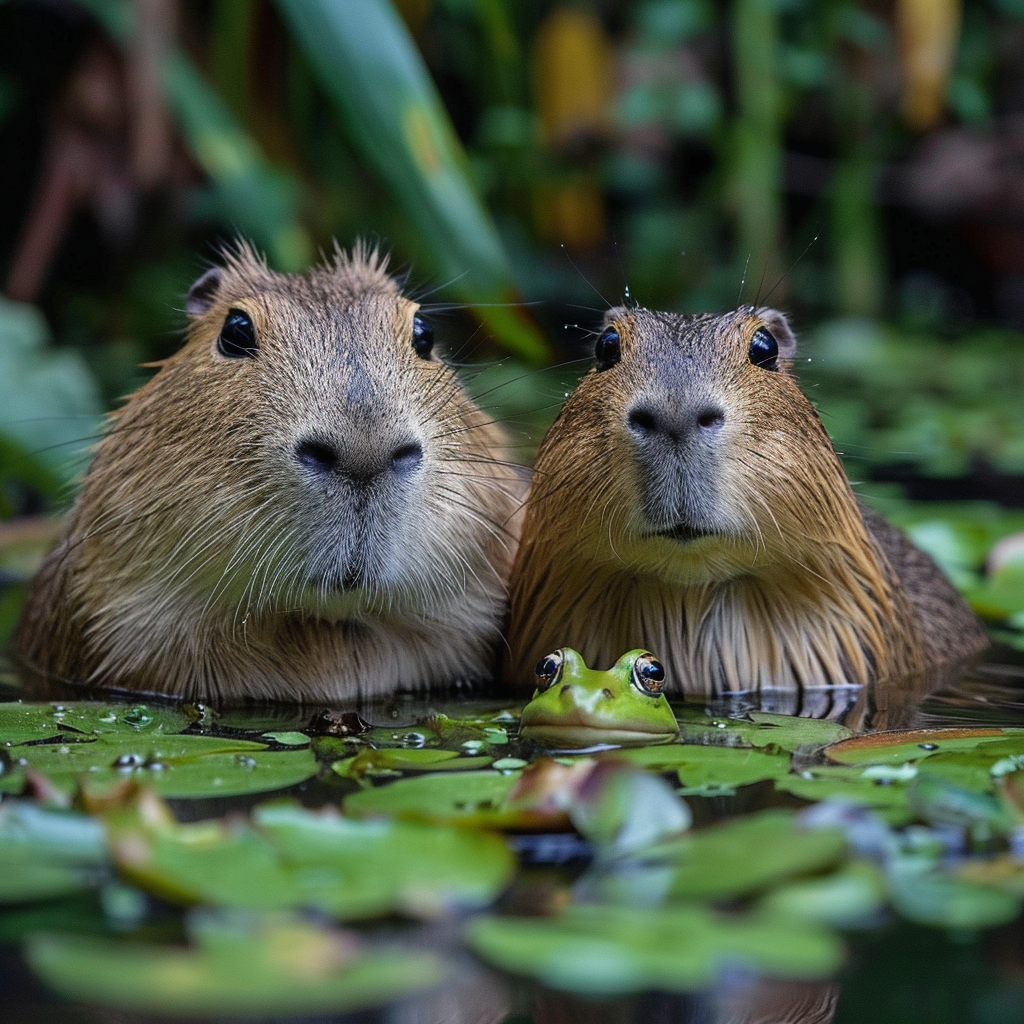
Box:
748, 327, 778, 370
595, 326, 621, 371
632, 652, 666, 694
412, 314, 434, 358
534, 649, 565, 691
217, 309, 258, 359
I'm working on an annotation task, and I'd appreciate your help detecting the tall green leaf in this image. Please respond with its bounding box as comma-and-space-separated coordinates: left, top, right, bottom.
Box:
74, 0, 312, 271
272, 0, 549, 362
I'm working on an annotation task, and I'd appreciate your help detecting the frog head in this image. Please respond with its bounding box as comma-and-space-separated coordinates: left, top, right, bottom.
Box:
519, 648, 679, 748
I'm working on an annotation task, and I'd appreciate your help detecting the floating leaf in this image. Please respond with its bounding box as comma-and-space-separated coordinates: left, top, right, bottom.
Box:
331, 748, 493, 780
673, 707, 853, 753
887, 860, 1021, 930
825, 728, 1021, 766
0, 701, 190, 746
466, 903, 844, 995
102, 792, 514, 919
646, 810, 848, 900
262, 732, 310, 747
0, 802, 109, 903
757, 861, 887, 928
1, 734, 316, 799
611, 742, 790, 792
776, 765, 913, 823
26, 912, 445, 1017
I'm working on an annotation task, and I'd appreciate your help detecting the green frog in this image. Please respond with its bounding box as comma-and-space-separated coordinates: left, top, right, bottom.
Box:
519, 648, 679, 748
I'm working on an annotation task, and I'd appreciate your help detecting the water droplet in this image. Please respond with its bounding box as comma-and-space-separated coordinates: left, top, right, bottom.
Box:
113, 753, 144, 769
146, 761, 165, 772
15, 757, 28, 767
918, 743, 939, 751
710, 718, 729, 729
58, 745, 71, 755
234, 755, 257, 769
462, 740, 484, 753
99, 713, 117, 724
51, 705, 67, 715
121, 706, 154, 730
400, 732, 426, 748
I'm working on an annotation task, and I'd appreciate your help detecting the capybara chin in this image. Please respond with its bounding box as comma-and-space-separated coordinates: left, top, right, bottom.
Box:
506, 305, 987, 693
14, 242, 524, 702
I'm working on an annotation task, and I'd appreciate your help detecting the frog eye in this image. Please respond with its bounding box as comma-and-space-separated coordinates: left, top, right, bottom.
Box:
631, 652, 666, 695
534, 650, 565, 691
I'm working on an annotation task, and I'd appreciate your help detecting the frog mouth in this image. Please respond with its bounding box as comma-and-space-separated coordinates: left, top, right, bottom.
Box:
519, 720, 678, 749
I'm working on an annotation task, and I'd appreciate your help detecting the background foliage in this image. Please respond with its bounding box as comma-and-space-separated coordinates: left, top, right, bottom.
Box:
2, 0, 1024, 574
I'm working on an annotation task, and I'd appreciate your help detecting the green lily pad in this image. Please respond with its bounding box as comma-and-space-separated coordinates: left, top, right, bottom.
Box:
757, 861, 888, 928
908, 775, 1012, 833
607, 742, 790, 790
25, 913, 446, 1016
466, 903, 844, 995
825, 728, 1023, 766
674, 708, 853, 753
105, 796, 514, 919
343, 770, 548, 829
1, 735, 317, 799
775, 765, 913, 823
887, 860, 1022, 929
0, 803, 109, 903
646, 810, 848, 900
331, 748, 493, 780
262, 731, 310, 746
0, 701, 190, 746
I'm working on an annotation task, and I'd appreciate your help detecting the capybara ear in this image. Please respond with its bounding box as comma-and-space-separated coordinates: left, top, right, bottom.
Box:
602, 305, 629, 329
186, 267, 223, 318
754, 307, 797, 359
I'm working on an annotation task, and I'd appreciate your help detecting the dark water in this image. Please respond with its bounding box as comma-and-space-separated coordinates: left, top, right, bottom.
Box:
3, 650, 1024, 1024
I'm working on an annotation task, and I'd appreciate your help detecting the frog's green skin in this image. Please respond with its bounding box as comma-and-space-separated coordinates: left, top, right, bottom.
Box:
519, 649, 678, 748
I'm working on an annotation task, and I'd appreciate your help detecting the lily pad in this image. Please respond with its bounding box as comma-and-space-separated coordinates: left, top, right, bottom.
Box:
646, 810, 848, 900
615, 743, 792, 794
1, 735, 317, 799
343, 770, 552, 829
887, 859, 1022, 929
103, 793, 514, 919
756, 861, 888, 928
775, 765, 913, 823
331, 748, 493, 780
0, 701, 190, 746
825, 728, 1024, 766
26, 912, 446, 1016
466, 903, 844, 995
674, 708, 854, 753
0, 802, 109, 903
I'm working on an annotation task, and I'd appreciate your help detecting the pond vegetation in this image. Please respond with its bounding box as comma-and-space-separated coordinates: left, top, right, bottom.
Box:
6, 0, 1024, 1020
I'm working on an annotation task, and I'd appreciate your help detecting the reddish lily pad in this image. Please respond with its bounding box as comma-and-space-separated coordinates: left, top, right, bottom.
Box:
824, 728, 1021, 766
